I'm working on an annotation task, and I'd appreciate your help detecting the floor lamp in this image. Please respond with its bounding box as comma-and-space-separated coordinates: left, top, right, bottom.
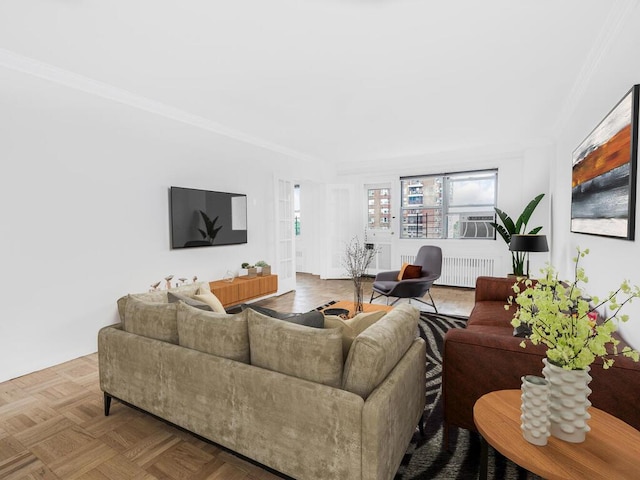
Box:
509, 234, 549, 277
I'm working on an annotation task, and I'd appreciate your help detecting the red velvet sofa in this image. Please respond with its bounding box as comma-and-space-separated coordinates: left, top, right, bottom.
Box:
442, 276, 640, 448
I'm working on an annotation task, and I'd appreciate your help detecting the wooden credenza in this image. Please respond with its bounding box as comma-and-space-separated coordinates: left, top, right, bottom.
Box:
209, 274, 278, 307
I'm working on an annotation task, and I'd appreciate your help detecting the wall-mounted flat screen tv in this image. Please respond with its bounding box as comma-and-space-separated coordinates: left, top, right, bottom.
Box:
170, 186, 247, 249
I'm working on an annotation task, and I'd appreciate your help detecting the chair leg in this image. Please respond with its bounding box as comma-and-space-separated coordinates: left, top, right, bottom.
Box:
370, 291, 391, 305
411, 290, 438, 313
428, 290, 438, 313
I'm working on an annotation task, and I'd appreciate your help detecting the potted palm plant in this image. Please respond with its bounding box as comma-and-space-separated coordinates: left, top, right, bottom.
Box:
490, 193, 545, 276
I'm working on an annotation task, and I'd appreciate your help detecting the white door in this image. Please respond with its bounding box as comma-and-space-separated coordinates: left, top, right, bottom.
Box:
365, 183, 396, 275
322, 183, 359, 279
275, 177, 296, 293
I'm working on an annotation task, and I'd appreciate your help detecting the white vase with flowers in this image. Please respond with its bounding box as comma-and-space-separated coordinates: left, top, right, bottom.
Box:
509, 248, 640, 442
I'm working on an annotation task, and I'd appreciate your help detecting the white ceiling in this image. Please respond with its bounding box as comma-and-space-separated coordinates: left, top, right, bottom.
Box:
0, 0, 632, 163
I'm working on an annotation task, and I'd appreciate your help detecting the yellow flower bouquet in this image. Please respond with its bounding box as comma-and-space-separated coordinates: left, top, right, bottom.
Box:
509, 248, 640, 370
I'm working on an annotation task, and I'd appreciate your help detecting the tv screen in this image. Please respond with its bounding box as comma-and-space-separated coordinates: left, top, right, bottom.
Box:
170, 186, 247, 249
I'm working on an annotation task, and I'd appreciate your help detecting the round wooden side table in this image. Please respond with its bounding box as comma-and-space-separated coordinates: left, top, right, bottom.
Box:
473, 389, 640, 479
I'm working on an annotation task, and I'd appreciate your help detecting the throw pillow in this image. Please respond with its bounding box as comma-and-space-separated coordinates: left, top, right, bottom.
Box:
177, 302, 250, 363
193, 287, 226, 313
342, 304, 419, 399
242, 304, 324, 328
397, 263, 423, 281
116, 282, 209, 322
167, 291, 212, 311
247, 309, 343, 387
324, 310, 387, 359
123, 295, 179, 344
349, 310, 387, 333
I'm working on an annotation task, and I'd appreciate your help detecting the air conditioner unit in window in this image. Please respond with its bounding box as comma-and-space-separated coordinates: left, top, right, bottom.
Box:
459, 214, 495, 239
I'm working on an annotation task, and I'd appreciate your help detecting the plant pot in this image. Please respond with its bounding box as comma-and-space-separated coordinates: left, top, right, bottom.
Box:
259, 266, 271, 276
247, 267, 257, 278
542, 358, 592, 443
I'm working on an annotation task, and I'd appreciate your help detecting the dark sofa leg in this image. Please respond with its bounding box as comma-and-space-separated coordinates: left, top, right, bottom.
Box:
418, 414, 425, 436
104, 392, 112, 416
443, 422, 450, 452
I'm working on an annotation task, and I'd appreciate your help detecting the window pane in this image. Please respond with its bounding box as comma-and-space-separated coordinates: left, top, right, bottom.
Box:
367, 188, 391, 230
400, 170, 496, 239
448, 172, 496, 207
294, 184, 301, 236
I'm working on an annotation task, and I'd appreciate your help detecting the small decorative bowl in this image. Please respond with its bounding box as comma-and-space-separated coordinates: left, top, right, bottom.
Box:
323, 308, 350, 319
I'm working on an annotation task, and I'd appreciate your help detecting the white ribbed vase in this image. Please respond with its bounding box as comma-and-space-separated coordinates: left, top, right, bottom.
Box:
520, 375, 550, 445
542, 358, 592, 443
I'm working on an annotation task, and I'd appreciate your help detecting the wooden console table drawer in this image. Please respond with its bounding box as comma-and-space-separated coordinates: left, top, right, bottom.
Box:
209, 274, 278, 307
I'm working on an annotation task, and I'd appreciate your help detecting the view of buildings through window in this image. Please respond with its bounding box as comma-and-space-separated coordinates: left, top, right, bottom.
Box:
294, 184, 301, 235
367, 188, 391, 229
400, 170, 497, 239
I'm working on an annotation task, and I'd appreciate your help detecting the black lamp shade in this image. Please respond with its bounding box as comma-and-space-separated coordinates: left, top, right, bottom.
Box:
509, 234, 549, 252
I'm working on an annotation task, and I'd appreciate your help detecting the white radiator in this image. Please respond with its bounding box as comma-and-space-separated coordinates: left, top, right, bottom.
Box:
400, 254, 495, 288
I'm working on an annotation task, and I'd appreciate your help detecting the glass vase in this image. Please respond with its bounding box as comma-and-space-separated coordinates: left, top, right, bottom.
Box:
353, 281, 364, 315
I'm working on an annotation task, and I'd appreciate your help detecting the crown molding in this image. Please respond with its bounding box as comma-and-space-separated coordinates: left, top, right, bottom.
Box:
552, 0, 639, 137
0, 48, 317, 163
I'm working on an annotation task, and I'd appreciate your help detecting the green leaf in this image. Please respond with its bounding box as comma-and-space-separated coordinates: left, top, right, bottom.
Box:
515, 193, 545, 233
494, 208, 516, 235
490, 222, 511, 244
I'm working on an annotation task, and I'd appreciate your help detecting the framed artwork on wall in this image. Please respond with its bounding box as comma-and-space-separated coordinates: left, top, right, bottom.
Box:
571, 84, 639, 240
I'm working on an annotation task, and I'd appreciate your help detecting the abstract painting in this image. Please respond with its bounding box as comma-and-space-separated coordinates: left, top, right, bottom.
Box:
571, 85, 639, 240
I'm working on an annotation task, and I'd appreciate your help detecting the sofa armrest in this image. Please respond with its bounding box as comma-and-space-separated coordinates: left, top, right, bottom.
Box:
442, 327, 640, 435
442, 327, 546, 433
362, 338, 426, 480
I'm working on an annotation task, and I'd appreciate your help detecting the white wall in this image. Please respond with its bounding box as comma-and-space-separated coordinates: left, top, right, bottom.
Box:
0, 67, 319, 382
317, 143, 553, 278
551, 6, 640, 350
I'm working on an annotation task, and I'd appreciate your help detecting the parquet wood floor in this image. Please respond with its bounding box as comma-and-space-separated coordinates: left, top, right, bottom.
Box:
0, 274, 474, 479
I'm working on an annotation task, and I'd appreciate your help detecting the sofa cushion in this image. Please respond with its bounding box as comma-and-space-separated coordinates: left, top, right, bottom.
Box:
468, 301, 516, 327
177, 302, 250, 363
122, 295, 179, 344
342, 304, 419, 399
116, 282, 209, 321
247, 309, 343, 387
324, 310, 387, 359
192, 287, 226, 313
243, 304, 324, 328
167, 291, 212, 311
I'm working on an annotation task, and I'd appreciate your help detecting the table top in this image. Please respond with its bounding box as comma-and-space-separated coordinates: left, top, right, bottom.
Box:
473, 389, 640, 479
323, 301, 394, 317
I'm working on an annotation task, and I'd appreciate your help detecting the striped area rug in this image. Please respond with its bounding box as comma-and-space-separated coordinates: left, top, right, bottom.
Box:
394, 311, 541, 480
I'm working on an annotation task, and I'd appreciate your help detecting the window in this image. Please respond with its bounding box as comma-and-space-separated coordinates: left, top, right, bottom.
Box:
400, 170, 497, 239
367, 187, 391, 229
294, 184, 301, 235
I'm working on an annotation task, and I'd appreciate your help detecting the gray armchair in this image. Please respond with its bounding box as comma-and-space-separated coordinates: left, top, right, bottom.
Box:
370, 245, 442, 312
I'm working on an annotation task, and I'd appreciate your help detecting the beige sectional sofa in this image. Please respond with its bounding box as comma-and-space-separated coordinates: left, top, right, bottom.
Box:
98, 284, 426, 480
